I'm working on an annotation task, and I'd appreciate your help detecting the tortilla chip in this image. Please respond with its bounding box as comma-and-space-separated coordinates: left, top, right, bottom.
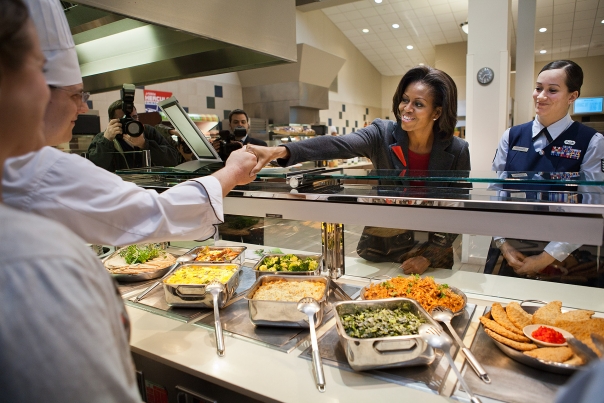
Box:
485, 328, 537, 351
554, 310, 595, 325
524, 346, 574, 363
532, 301, 562, 326
491, 303, 523, 334
480, 316, 531, 342
506, 302, 533, 330
556, 318, 604, 357
563, 354, 585, 366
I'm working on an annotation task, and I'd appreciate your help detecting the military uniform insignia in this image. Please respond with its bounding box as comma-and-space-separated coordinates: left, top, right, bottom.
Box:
551, 145, 581, 160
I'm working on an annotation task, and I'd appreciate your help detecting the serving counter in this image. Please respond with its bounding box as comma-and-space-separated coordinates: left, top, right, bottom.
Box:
117, 167, 604, 402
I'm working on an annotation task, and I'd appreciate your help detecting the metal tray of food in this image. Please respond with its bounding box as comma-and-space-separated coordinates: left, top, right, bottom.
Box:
333, 298, 439, 371
162, 262, 241, 308
359, 275, 467, 317
103, 245, 175, 282
483, 305, 581, 375
187, 245, 247, 266
244, 274, 329, 328
251, 253, 323, 279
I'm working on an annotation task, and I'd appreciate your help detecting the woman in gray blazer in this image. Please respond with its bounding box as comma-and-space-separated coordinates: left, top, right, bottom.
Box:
250, 65, 470, 274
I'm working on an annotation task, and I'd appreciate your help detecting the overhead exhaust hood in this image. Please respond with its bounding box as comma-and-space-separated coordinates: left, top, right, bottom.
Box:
66, 0, 297, 93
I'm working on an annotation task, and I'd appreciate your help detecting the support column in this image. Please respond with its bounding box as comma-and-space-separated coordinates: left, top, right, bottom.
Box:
465, 0, 512, 172
514, 0, 537, 126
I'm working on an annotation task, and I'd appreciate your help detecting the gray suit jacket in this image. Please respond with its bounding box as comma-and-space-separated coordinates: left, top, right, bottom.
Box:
282, 119, 470, 174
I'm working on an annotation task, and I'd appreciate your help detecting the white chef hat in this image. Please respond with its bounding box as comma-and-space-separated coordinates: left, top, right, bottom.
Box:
24, 0, 82, 87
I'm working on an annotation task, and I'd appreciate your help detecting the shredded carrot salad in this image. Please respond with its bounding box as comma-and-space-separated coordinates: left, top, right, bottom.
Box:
363, 275, 464, 313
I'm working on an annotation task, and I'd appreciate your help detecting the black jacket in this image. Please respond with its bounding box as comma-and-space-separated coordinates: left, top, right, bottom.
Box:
87, 124, 180, 172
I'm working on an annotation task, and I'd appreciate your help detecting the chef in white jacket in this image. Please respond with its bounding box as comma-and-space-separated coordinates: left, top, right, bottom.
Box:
2, 5, 257, 246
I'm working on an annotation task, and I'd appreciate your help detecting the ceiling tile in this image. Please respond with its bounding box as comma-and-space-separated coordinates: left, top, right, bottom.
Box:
554, 3, 576, 14
328, 13, 348, 23
336, 21, 356, 31
376, 5, 396, 15
436, 13, 455, 23
440, 21, 459, 31
537, 0, 554, 7
343, 10, 364, 20
428, 0, 448, 6
573, 27, 594, 36
448, 1, 468, 13
555, 21, 574, 30
366, 15, 385, 25
321, 8, 340, 16
588, 46, 604, 56
554, 0, 575, 5
351, 19, 369, 28
537, 6, 554, 16
408, 0, 429, 9
337, 3, 360, 13
574, 10, 596, 20
343, 28, 362, 37
432, 4, 452, 14
413, 7, 435, 17
553, 29, 573, 39
353, 0, 373, 10
554, 13, 574, 24
575, 0, 599, 11
357, 7, 379, 17
423, 23, 443, 33
418, 15, 439, 25
569, 49, 589, 57
591, 34, 604, 42
443, 30, 463, 42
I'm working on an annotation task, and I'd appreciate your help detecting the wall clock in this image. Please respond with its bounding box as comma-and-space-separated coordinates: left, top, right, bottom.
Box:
477, 67, 494, 85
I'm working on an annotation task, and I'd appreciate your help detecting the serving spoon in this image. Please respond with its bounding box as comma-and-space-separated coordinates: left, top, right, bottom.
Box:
419, 324, 482, 403
297, 297, 326, 392
431, 306, 491, 384
134, 253, 197, 302
206, 281, 226, 357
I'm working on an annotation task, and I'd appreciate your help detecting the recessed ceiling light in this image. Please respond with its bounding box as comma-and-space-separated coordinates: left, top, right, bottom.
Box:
419, 63, 425, 66
406, 45, 414, 50
539, 27, 547, 32
601, 19, 604, 23
375, 0, 383, 3
362, 28, 369, 33
540, 50, 547, 54
392, 23, 400, 29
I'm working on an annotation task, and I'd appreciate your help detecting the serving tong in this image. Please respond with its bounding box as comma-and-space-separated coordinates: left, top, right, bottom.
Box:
419, 324, 482, 403
431, 306, 491, 384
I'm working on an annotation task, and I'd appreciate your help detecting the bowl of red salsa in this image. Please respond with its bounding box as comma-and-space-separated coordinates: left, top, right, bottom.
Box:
523, 324, 573, 347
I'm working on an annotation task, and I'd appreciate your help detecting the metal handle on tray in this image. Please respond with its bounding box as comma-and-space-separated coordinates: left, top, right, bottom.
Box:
212, 293, 225, 357
308, 314, 326, 392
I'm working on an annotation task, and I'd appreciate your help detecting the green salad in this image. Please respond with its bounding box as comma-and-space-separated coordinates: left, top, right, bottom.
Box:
119, 244, 163, 264
340, 306, 425, 339
257, 254, 319, 272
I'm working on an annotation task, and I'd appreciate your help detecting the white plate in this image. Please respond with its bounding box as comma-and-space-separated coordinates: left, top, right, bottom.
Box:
523, 324, 572, 347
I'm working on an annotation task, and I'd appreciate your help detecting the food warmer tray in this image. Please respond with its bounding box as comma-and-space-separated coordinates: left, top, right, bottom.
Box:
359, 277, 468, 317
333, 298, 440, 371
163, 263, 241, 308
244, 274, 329, 328
185, 245, 247, 266
251, 253, 323, 279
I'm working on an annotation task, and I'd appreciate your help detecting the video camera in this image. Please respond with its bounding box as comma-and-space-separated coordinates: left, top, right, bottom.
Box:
119, 84, 144, 137
217, 129, 243, 159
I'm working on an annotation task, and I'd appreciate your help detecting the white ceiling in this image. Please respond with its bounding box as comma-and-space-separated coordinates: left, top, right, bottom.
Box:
321, 0, 604, 76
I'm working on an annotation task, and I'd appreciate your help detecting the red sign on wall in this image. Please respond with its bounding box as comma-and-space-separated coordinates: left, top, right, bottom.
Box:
144, 89, 173, 112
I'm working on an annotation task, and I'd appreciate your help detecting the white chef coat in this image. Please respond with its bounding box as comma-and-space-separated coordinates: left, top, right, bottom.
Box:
3, 147, 224, 246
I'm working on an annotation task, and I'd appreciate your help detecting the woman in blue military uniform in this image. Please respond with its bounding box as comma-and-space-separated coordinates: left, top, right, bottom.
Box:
491, 60, 604, 278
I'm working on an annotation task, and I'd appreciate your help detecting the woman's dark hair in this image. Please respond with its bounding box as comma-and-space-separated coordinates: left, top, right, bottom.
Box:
539, 60, 583, 97
0, 0, 31, 78
392, 65, 458, 140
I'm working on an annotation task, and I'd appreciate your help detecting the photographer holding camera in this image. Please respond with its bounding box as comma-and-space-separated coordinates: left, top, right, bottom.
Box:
87, 86, 180, 172
213, 109, 267, 160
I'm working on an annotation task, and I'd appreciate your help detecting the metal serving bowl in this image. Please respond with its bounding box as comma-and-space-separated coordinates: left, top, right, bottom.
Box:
251, 253, 323, 279
162, 263, 241, 308
333, 298, 440, 371
244, 274, 329, 328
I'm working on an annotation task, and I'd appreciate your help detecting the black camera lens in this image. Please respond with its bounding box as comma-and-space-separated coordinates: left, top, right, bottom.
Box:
120, 117, 144, 137
233, 127, 247, 138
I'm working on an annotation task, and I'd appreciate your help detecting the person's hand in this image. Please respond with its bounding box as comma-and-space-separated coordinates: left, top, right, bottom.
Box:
212, 147, 258, 196
103, 119, 122, 141
513, 252, 556, 277
400, 256, 430, 275
248, 145, 290, 176
499, 241, 526, 270
123, 133, 146, 149
212, 139, 221, 153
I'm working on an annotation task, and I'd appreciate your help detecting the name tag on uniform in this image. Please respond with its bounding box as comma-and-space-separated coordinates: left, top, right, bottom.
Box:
511, 173, 528, 178
512, 146, 529, 152
551, 145, 581, 160
564, 140, 576, 145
